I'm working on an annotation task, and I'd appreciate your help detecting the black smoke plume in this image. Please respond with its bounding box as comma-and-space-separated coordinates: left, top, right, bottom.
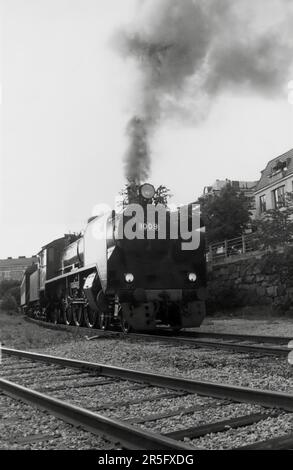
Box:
125, 116, 150, 185
115, 0, 293, 183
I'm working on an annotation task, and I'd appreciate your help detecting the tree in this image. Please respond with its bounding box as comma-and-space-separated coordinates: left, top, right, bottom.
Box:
8, 286, 20, 304
253, 205, 293, 250
153, 185, 172, 207
119, 182, 172, 207
198, 185, 252, 243
0, 280, 20, 299
1, 293, 18, 313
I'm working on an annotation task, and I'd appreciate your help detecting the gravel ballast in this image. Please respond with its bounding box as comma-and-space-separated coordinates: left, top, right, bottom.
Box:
1, 312, 293, 450
0, 393, 114, 450
192, 413, 293, 449
35, 336, 293, 394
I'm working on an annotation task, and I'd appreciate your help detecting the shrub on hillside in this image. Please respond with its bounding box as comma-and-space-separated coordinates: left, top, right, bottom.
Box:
0, 280, 21, 307
206, 282, 263, 314
7, 286, 20, 304
1, 293, 18, 313
0, 280, 20, 298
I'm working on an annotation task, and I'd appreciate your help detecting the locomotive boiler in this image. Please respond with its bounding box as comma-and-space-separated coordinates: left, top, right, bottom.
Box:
21, 184, 207, 332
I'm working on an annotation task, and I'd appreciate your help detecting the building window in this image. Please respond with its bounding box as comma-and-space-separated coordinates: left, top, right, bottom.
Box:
271, 160, 288, 176
259, 195, 266, 213
272, 186, 285, 208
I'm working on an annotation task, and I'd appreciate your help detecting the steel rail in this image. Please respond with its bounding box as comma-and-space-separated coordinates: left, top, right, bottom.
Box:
24, 316, 291, 355
125, 332, 289, 356
179, 330, 292, 345
2, 347, 293, 411
0, 377, 193, 450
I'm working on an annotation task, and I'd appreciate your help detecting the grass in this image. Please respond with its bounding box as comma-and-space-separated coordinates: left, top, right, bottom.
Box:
200, 306, 293, 336
0, 310, 82, 350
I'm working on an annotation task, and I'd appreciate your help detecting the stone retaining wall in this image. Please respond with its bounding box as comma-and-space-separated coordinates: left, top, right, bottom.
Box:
207, 248, 293, 314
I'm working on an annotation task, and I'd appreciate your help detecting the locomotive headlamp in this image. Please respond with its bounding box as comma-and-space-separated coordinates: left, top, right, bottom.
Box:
125, 273, 134, 283
140, 183, 155, 200
188, 273, 197, 282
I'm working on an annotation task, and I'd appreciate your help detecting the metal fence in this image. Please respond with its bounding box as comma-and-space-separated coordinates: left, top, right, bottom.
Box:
207, 233, 260, 264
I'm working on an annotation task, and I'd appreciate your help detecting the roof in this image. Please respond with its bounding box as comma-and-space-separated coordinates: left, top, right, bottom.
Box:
0, 256, 37, 269
204, 179, 257, 195
255, 148, 293, 192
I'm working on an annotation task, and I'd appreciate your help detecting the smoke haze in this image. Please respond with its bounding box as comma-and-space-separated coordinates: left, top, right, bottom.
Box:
115, 0, 293, 182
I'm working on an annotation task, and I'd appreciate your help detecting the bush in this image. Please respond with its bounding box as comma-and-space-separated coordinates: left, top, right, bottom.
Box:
7, 286, 20, 304
0, 280, 20, 298
0, 280, 21, 308
1, 294, 19, 313
207, 284, 246, 313
206, 278, 263, 314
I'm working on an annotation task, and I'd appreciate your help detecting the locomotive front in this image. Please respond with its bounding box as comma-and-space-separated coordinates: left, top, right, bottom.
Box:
94, 184, 207, 332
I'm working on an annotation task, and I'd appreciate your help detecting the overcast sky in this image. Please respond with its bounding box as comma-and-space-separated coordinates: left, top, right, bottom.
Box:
1, 0, 293, 258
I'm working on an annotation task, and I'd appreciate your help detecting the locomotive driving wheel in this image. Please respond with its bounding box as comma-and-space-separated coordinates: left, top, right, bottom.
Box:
96, 290, 110, 330
98, 312, 110, 330
63, 303, 73, 325
50, 305, 61, 325
120, 314, 132, 334
72, 304, 84, 327
83, 305, 98, 328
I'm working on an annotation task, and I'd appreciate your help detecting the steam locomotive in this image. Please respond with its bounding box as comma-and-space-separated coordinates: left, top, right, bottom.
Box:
21, 184, 207, 332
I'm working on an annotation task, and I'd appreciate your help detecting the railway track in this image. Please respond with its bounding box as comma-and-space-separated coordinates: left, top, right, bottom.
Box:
126, 330, 291, 356
25, 316, 292, 357
1, 347, 293, 449
181, 330, 291, 345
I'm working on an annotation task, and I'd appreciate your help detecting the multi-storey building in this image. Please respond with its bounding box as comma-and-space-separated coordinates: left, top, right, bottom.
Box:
254, 148, 293, 218
0, 256, 37, 282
